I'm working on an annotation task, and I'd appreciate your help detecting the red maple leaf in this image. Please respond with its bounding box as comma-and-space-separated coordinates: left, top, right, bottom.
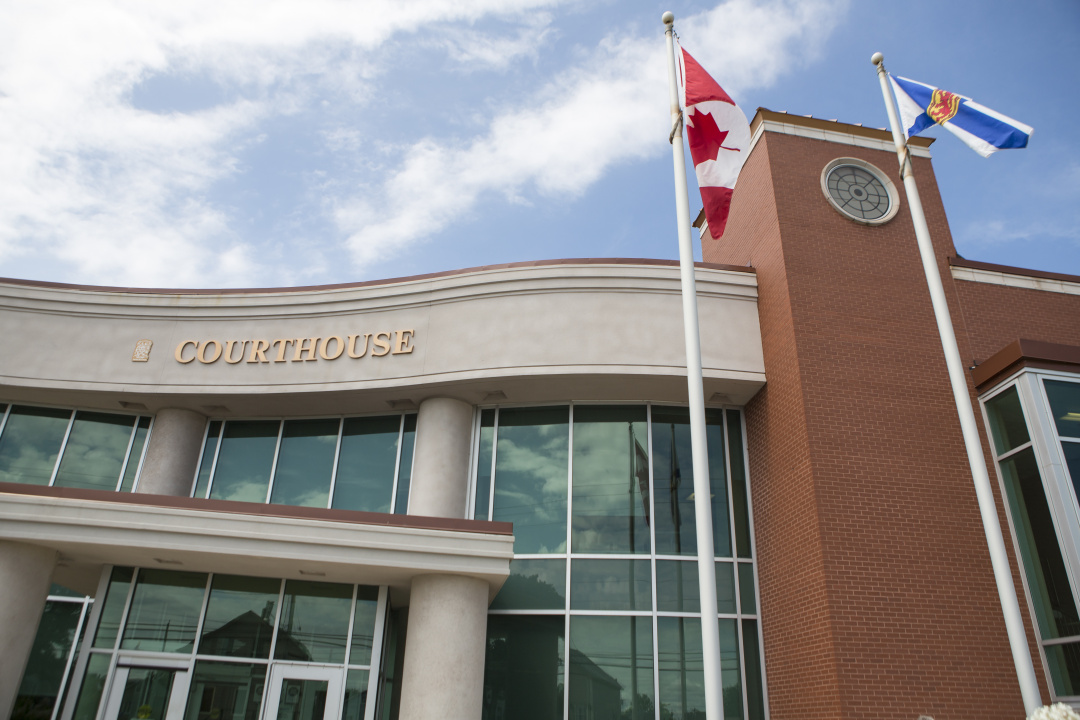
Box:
687, 108, 739, 167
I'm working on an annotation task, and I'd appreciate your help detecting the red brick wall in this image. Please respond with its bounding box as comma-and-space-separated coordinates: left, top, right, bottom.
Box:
954, 279, 1080, 364
706, 130, 1038, 719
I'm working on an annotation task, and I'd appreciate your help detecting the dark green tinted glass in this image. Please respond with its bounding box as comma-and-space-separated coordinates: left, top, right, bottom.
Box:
570, 559, 651, 611
571, 405, 650, 554
333, 416, 401, 513
1065, 442, 1080, 503
275, 581, 352, 663
349, 586, 380, 666
0, 406, 71, 485
985, 386, 1031, 455
728, 410, 752, 558
492, 407, 569, 553
491, 558, 566, 610
483, 616, 564, 720
569, 616, 653, 720
657, 617, 705, 720
1045, 641, 1080, 697
742, 619, 766, 720
719, 618, 743, 720
54, 411, 135, 490
342, 670, 370, 720
1046, 380, 1080, 439
49, 583, 85, 598
473, 410, 496, 520
210, 421, 279, 502
117, 668, 175, 720
120, 417, 151, 492
274, 679, 327, 720
656, 560, 699, 613
651, 407, 730, 556
71, 653, 110, 720
193, 421, 222, 499
270, 418, 339, 508
121, 570, 207, 652
198, 574, 280, 659
394, 415, 417, 514
739, 563, 757, 614
185, 661, 267, 720
999, 448, 1080, 639
716, 562, 736, 614
93, 566, 134, 648
13, 600, 82, 720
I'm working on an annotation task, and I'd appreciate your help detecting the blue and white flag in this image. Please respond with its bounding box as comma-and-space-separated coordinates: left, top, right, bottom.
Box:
889, 74, 1032, 158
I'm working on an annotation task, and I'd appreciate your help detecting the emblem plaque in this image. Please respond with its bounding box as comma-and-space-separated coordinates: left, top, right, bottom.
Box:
132, 339, 153, 362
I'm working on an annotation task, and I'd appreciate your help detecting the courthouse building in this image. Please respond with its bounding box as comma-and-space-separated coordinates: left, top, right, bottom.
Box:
2, 110, 1079, 720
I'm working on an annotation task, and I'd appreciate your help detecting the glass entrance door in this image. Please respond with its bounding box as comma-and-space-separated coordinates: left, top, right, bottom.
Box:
101, 660, 191, 720
263, 665, 342, 720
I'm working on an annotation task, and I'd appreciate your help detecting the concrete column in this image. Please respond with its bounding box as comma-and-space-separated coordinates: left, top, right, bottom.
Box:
398, 574, 489, 720
408, 397, 474, 518
136, 408, 207, 496
0, 540, 58, 719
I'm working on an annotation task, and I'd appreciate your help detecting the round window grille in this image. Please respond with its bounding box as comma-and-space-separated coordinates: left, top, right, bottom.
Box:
820, 158, 899, 225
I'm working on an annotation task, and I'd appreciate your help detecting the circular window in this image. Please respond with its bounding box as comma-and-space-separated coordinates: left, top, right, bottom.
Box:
820, 158, 899, 225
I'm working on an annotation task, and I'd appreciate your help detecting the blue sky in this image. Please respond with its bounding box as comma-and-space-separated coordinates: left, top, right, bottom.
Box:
1, 0, 1076, 288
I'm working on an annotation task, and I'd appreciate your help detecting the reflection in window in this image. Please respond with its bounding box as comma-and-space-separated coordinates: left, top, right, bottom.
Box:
570, 559, 651, 611
54, 412, 136, 491
275, 581, 352, 664
569, 616, 653, 720
393, 415, 417, 514
199, 575, 280, 659
491, 558, 566, 611
270, 419, 339, 508
121, 570, 207, 653
483, 616, 564, 720
333, 416, 401, 513
0, 406, 71, 485
185, 661, 267, 720
93, 567, 134, 649
209, 421, 279, 503
12, 600, 83, 720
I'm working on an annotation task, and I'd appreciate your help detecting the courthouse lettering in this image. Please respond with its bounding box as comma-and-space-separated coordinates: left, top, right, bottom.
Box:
175, 330, 415, 365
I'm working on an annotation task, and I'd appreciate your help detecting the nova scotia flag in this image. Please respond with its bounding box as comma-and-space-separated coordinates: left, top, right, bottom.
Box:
889, 74, 1033, 157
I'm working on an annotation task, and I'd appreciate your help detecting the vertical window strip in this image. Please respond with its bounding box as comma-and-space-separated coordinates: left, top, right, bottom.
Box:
487, 407, 499, 521
201, 421, 225, 499
46, 410, 76, 487
263, 420, 286, 504
123, 416, 153, 493
326, 417, 346, 510
0, 403, 11, 445
113, 417, 141, 492
389, 414, 405, 514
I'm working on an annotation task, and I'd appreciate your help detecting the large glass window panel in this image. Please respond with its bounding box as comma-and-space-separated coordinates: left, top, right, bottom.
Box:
94, 566, 134, 648
393, 415, 417, 514
12, 600, 82, 720
651, 407, 731, 557
491, 558, 566, 611
349, 586, 380, 666
193, 421, 222, 499
184, 661, 267, 720
1046, 380, 1080, 439
657, 617, 705, 720
71, 653, 111, 720
572, 405, 650, 554
199, 575, 280, 659
269, 419, 339, 508
332, 416, 401, 513
273, 679, 327, 720
483, 616, 564, 720
569, 616, 653, 720
570, 559, 651, 611
121, 570, 208, 653
1044, 641, 1080, 697
492, 407, 569, 554
1065, 442, 1080, 500
117, 668, 176, 720
0, 406, 71, 485
209, 421, 279, 503
986, 386, 1031, 455
719, 618, 743, 720
341, 670, 370, 720
275, 581, 352, 664
120, 416, 152, 492
728, 410, 753, 559
742, 619, 766, 720
999, 447, 1080, 639
54, 411, 135, 490
656, 560, 700, 613
473, 410, 496, 520
739, 563, 757, 615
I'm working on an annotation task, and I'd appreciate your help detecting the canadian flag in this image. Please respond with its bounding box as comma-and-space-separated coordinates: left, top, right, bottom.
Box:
680, 48, 751, 239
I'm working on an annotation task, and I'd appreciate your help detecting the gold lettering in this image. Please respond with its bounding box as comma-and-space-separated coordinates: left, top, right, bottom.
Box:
224, 340, 248, 364
175, 340, 197, 364
347, 333, 371, 359
271, 338, 294, 363
372, 332, 392, 357
248, 339, 270, 363
293, 337, 320, 362
320, 336, 345, 361
393, 329, 415, 355
197, 340, 222, 364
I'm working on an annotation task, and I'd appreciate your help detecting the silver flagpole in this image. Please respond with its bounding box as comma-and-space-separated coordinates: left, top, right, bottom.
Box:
664, 12, 724, 718
872, 52, 1042, 715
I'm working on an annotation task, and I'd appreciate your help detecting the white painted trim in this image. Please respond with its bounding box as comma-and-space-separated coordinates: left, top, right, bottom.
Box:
951, 265, 1080, 297
748, 117, 933, 158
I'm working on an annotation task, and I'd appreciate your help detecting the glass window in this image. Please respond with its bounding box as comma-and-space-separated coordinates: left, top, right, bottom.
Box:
121, 570, 208, 653
569, 559, 651, 611
738, 563, 757, 615
270, 419, 339, 508
568, 616, 653, 720
341, 670, 370, 720
0, 406, 71, 485
483, 616, 564, 720
54, 412, 135, 491
117, 668, 176, 720
275, 581, 352, 664
719, 618, 743, 720
333, 416, 401, 513
184, 661, 267, 720
199, 575, 280, 659
393, 415, 417, 514
13, 600, 83, 720
571, 405, 650, 554
492, 407, 569, 554
209, 421, 279, 503
728, 410, 753, 559
491, 558, 566, 611
349, 586, 380, 666
473, 409, 496, 520
120, 416, 152, 492
742, 620, 766, 720
985, 386, 1031, 455
71, 653, 111, 720
94, 567, 134, 649
1047, 380, 1080, 439
193, 421, 222, 499
656, 560, 700, 613
657, 617, 705, 720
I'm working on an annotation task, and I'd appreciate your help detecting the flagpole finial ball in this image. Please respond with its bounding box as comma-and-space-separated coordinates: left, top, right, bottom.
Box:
871, 52, 884, 66
662, 11, 674, 25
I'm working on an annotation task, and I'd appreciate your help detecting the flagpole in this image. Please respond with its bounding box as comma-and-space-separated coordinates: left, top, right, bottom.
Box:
664, 12, 724, 719
872, 52, 1042, 715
